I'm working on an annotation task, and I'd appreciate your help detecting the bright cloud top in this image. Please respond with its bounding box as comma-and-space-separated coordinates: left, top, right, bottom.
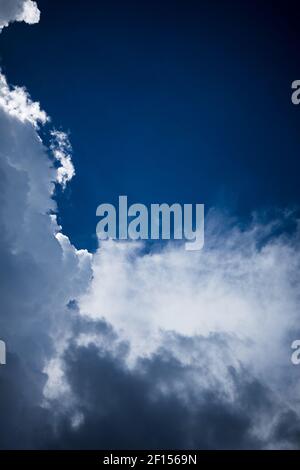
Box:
81, 218, 300, 367
77, 217, 300, 428
0, 73, 47, 125
0, 0, 40, 31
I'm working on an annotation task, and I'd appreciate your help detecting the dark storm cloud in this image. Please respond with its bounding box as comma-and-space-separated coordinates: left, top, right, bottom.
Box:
41, 324, 300, 450
0, 353, 52, 449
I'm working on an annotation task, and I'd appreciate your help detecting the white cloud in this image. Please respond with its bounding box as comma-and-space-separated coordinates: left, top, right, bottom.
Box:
80, 221, 299, 362
0, 73, 47, 126
78, 215, 300, 431
0, 60, 92, 430
0, 0, 40, 32
51, 130, 75, 189
17, 0, 40, 25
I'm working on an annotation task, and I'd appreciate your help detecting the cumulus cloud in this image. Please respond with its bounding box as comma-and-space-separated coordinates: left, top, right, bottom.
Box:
79, 213, 300, 401
0, 64, 92, 447
40, 211, 300, 449
0, 74, 47, 126
57, 214, 298, 449
45, 338, 300, 450
0, 0, 40, 32
1, 0, 300, 450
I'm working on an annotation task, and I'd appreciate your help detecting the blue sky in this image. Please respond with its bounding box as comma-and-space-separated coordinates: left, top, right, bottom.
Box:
1, 0, 300, 451
1, 0, 300, 250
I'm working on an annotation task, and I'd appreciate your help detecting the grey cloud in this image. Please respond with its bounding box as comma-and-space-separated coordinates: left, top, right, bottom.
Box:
41, 328, 300, 450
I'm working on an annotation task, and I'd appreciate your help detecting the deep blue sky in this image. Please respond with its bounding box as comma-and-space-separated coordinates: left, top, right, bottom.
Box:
1, 0, 300, 250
